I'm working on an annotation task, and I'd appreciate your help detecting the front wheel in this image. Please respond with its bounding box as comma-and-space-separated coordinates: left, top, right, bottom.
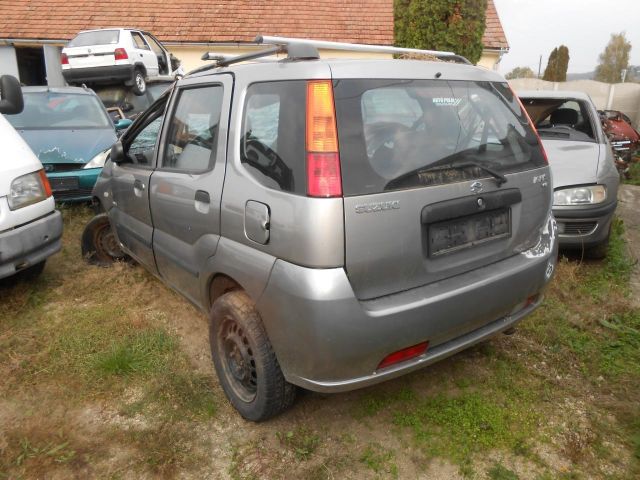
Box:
209, 291, 296, 421
131, 69, 146, 96
81, 214, 126, 266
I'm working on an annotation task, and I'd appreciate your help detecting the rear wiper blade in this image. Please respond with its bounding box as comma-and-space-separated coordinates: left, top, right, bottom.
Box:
451, 160, 508, 186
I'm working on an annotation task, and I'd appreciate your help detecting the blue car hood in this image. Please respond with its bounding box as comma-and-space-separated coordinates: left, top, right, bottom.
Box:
16, 128, 117, 165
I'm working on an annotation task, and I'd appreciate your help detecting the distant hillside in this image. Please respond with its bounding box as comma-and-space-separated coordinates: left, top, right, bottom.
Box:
567, 71, 595, 81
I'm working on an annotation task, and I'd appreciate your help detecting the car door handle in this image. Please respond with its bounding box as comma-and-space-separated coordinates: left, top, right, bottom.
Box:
195, 190, 210, 204
133, 179, 145, 190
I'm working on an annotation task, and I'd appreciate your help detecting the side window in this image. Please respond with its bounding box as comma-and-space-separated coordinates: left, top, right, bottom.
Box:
240, 81, 306, 194
131, 32, 150, 50
125, 102, 166, 165
162, 85, 223, 172
143, 34, 164, 56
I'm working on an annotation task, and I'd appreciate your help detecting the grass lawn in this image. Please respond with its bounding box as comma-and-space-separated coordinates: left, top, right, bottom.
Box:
0, 206, 638, 479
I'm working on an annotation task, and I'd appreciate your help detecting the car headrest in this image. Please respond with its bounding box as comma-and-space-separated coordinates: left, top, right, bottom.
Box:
550, 108, 579, 126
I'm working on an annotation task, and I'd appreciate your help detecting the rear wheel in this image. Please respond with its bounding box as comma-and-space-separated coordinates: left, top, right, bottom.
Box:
209, 291, 296, 421
81, 214, 126, 266
131, 68, 146, 96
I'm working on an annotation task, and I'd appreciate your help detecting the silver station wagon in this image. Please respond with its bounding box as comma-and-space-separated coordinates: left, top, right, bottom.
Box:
84, 37, 558, 421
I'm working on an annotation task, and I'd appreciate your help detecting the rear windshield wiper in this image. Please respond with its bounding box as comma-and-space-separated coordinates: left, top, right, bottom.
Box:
450, 160, 508, 186
384, 159, 507, 191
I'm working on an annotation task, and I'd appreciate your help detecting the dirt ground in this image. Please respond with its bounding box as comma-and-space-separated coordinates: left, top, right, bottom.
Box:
1, 189, 640, 479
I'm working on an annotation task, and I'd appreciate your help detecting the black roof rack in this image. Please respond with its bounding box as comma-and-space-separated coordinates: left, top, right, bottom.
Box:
187, 34, 471, 77
186, 41, 320, 77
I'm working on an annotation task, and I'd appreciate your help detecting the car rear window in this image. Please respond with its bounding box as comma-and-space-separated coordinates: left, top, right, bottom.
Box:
334, 79, 547, 196
6, 92, 111, 129
68, 30, 120, 47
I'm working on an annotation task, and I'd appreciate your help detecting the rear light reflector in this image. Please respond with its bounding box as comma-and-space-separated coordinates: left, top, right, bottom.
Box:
377, 341, 429, 370
307, 152, 342, 197
60, 53, 69, 65
306, 80, 342, 197
114, 48, 128, 61
38, 169, 53, 198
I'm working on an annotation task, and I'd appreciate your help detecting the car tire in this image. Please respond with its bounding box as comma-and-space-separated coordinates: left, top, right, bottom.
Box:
131, 69, 146, 96
209, 291, 296, 422
81, 213, 127, 266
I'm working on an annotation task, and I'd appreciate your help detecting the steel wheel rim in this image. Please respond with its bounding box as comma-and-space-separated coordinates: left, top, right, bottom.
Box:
218, 317, 257, 403
136, 74, 145, 91
94, 222, 124, 260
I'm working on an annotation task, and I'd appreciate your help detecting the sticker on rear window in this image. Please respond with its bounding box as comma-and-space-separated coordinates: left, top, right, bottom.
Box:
432, 97, 462, 107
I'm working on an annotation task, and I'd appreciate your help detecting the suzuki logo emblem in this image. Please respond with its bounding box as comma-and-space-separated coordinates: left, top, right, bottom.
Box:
470, 181, 484, 194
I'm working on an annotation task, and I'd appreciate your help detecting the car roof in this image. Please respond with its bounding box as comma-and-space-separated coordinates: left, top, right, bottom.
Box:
516, 90, 593, 101
75, 28, 141, 34
187, 57, 505, 83
20, 86, 97, 95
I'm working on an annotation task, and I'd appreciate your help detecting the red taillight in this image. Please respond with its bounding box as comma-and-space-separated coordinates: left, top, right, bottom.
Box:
377, 341, 429, 370
307, 152, 342, 197
114, 48, 128, 61
306, 80, 342, 197
61, 52, 69, 65
510, 85, 549, 165
39, 169, 53, 198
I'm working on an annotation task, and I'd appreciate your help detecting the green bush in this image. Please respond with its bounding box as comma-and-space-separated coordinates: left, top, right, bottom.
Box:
395, 0, 487, 64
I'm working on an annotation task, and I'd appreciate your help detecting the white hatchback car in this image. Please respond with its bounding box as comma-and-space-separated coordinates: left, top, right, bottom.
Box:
0, 76, 63, 280
62, 28, 176, 96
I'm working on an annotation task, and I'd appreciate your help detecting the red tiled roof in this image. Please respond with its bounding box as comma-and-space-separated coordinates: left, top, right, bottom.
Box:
482, 0, 509, 50
0, 0, 393, 45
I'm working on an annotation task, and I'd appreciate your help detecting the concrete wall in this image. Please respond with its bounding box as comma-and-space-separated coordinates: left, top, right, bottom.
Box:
478, 49, 501, 71
509, 78, 640, 128
0, 45, 19, 78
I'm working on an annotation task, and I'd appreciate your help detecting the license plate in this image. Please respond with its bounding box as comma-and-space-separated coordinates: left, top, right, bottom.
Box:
428, 208, 511, 256
50, 177, 79, 192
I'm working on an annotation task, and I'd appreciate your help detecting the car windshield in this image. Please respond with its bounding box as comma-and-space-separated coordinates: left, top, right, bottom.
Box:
520, 98, 596, 142
6, 92, 112, 129
67, 30, 120, 47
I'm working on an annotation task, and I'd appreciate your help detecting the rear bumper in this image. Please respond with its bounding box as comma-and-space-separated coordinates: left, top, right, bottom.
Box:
46, 168, 102, 202
63, 65, 134, 84
256, 216, 558, 393
0, 211, 63, 279
554, 201, 617, 248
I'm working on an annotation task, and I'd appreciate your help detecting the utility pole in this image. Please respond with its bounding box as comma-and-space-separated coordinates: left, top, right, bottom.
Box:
538, 55, 542, 78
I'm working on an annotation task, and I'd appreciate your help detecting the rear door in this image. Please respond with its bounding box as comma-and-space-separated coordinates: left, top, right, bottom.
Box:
149, 74, 232, 305
130, 31, 158, 77
110, 95, 169, 272
333, 73, 550, 300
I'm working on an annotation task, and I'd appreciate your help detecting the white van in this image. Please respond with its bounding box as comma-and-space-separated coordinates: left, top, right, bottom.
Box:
0, 75, 63, 279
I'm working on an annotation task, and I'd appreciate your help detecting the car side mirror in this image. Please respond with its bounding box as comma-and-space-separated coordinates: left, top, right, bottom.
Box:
111, 141, 126, 164
0, 75, 24, 115
115, 118, 133, 131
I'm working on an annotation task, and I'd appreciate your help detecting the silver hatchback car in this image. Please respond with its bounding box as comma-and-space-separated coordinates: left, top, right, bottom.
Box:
518, 90, 619, 258
84, 37, 558, 421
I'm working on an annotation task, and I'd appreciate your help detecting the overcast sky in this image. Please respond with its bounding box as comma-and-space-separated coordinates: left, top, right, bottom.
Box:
493, 0, 640, 75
